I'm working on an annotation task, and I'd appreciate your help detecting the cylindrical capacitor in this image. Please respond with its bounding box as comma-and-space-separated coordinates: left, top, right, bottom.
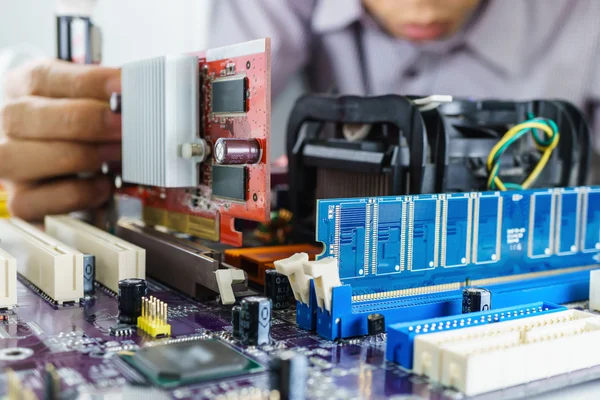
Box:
462, 287, 492, 313
231, 305, 242, 338
110, 93, 122, 113
118, 278, 148, 324
367, 313, 386, 335
213, 138, 261, 165
265, 269, 291, 310
270, 351, 308, 400
240, 296, 271, 346
82, 254, 96, 295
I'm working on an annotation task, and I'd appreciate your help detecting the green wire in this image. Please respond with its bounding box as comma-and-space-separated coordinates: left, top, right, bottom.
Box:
487, 116, 558, 191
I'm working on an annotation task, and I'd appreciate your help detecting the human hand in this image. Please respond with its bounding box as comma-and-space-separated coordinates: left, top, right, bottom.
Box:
0, 59, 121, 220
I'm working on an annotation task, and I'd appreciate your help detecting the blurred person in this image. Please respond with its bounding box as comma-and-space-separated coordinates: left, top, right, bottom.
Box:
1, 0, 599, 220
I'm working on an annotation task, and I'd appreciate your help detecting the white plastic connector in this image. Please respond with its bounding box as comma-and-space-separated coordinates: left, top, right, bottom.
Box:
412, 95, 453, 112
214, 269, 246, 305
589, 269, 600, 311
302, 257, 341, 313
0, 248, 17, 309
413, 309, 599, 382
413, 310, 600, 396
45, 216, 145, 293
0, 218, 83, 304
274, 253, 311, 304
441, 318, 600, 396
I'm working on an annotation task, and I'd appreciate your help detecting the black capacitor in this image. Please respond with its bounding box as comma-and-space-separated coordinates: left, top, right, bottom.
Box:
231, 305, 242, 338
82, 254, 96, 295
265, 269, 292, 310
240, 296, 271, 346
44, 364, 60, 400
270, 351, 308, 400
367, 313, 386, 335
213, 138, 261, 165
118, 278, 147, 324
110, 93, 122, 113
462, 287, 492, 313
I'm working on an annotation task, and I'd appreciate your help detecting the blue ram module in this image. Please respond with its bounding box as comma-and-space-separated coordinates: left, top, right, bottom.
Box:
316, 187, 600, 298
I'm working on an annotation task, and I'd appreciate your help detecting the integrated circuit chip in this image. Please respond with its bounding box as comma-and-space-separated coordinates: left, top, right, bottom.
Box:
211, 165, 247, 201
212, 77, 248, 114
123, 339, 262, 388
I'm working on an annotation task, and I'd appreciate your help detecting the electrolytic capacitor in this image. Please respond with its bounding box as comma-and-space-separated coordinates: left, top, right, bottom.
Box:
270, 351, 308, 400
82, 254, 96, 295
367, 313, 386, 335
118, 278, 148, 324
231, 305, 242, 338
462, 287, 492, 313
265, 269, 291, 310
44, 364, 60, 400
213, 138, 261, 165
240, 296, 271, 346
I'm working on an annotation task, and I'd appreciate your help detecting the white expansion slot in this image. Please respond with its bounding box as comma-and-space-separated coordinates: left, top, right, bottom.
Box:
413, 310, 600, 396
45, 215, 145, 293
0, 248, 17, 309
589, 269, 600, 311
0, 218, 83, 304
413, 309, 599, 382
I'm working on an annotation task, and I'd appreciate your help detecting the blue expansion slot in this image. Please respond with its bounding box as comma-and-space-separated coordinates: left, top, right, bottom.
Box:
299, 186, 600, 339
385, 301, 566, 369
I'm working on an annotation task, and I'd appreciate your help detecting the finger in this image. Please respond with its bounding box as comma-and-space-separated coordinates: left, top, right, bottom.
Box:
5, 59, 121, 101
0, 139, 121, 181
5, 177, 112, 221
1, 96, 121, 142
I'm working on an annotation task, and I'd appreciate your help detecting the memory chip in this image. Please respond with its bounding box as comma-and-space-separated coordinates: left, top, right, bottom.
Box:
212, 77, 247, 114
211, 165, 247, 201
124, 339, 262, 388
528, 193, 554, 258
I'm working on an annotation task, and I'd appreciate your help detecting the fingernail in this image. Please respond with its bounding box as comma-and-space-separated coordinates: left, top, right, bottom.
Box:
98, 144, 122, 162
104, 109, 122, 133
106, 74, 121, 97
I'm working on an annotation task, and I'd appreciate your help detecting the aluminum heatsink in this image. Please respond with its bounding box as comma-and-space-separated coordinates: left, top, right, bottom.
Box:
122, 55, 199, 187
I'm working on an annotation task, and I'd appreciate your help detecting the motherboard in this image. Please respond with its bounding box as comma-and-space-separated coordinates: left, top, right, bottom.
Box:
3, 37, 600, 400
3, 277, 600, 400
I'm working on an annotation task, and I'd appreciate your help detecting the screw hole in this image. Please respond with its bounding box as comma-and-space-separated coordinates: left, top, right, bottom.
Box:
246, 61, 251, 69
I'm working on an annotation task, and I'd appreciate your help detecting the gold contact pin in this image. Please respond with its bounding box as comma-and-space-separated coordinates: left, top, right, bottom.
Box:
157, 299, 162, 323
146, 297, 152, 321
164, 302, 168, 324
152, 297, 156, 323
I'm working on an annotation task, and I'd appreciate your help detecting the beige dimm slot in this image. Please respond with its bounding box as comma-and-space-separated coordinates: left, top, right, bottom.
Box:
0, 248, 17, 309
0, 218, 83, 304
45, 216, 146, 293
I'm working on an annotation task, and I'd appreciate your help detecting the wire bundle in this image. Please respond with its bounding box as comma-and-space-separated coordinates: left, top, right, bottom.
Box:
486, 116, 560, 191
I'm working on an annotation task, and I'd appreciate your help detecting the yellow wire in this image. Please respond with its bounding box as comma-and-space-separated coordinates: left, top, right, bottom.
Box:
486, 121, 558, 190
522, 132, 559, 188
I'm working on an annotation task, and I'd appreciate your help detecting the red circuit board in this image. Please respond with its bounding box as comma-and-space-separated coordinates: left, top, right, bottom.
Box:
120, 39, 271, 246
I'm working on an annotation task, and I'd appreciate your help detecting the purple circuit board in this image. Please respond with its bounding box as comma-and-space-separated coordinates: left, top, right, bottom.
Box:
1, 278, 600, 399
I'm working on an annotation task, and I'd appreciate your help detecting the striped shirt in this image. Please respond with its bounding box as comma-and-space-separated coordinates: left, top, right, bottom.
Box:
210, 0, 600, 155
